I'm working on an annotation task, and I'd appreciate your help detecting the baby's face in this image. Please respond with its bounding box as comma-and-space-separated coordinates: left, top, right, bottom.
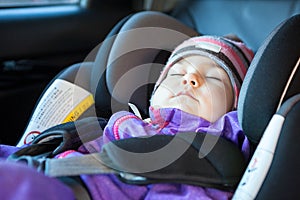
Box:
150, 55, 234, 122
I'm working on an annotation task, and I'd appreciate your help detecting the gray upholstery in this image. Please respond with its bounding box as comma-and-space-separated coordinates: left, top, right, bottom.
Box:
172, 0, 300, 51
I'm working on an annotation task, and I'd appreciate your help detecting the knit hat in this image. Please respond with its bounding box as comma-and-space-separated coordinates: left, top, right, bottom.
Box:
154, 35, 254, 109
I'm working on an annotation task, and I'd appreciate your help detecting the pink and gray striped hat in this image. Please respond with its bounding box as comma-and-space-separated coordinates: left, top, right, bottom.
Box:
154, 35, 254, 109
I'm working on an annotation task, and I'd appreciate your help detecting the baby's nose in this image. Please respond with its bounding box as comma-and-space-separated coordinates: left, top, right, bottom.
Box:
182, 73, 202, 87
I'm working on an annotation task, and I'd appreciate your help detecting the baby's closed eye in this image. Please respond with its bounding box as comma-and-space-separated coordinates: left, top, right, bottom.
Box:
205, 76, 222, 81
205, 68, 228, 82
169, 73, 185, 76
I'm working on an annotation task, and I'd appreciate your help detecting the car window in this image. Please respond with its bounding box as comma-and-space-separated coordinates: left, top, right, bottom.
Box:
0, 0, 80, 7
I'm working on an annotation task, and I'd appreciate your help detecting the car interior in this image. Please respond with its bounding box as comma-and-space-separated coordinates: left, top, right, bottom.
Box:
0, 0, 135, 145
1, 0, 300, 199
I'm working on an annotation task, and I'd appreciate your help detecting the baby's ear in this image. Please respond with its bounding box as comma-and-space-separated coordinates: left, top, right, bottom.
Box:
223, 34, 243, 43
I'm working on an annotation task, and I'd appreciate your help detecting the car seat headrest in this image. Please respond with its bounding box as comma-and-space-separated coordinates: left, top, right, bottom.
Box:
92, 12, 198, 117
238, 14, 300, 144
105, 27, 192, 103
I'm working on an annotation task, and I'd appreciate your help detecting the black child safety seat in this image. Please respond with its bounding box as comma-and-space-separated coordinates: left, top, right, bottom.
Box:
10, 1, 300, 200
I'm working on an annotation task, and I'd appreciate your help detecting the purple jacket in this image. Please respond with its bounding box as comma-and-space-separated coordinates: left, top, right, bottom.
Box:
0, 107, 250, 200
103, 107, 250, 159
76, 107, 250, 200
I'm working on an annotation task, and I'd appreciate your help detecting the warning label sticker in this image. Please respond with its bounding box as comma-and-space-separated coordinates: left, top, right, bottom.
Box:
17, 79, 94, 147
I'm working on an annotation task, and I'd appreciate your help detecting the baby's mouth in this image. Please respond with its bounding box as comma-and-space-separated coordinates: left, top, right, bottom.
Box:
175, 90, 198, 101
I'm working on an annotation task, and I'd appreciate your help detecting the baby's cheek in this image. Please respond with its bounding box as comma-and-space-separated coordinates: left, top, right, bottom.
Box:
212, 89, 232, 116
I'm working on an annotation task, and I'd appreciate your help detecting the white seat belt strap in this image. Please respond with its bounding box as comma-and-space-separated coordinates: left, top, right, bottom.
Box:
45, 153, 117, 177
